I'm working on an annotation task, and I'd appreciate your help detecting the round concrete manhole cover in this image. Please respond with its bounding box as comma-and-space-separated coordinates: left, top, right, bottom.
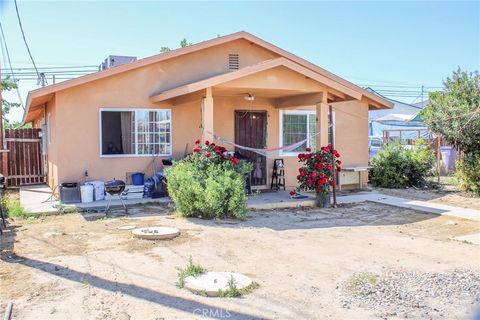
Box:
184, 272, 253, 296
132, 227, 180, 240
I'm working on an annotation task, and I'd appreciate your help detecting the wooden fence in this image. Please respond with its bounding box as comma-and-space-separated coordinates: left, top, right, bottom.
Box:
2, 128, 45, 187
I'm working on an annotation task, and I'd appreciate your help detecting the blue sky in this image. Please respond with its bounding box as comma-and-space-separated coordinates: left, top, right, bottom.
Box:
0, 1, 479, 122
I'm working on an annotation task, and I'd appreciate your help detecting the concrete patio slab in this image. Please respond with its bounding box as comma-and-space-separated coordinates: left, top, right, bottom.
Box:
247, 190, 315, 209
20, 184, 170, 214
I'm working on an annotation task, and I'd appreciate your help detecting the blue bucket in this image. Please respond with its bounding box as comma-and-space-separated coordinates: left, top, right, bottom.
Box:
131, 172, 145, 186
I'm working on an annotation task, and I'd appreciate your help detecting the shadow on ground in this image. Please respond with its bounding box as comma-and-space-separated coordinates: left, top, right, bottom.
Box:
0, 224, 263, 320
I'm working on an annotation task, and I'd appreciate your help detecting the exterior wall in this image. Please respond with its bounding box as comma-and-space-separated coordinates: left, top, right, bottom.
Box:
46, 97, 59, 189
33, 39, 369, 189
38, 39, 279, 186
333, 100, 370, 187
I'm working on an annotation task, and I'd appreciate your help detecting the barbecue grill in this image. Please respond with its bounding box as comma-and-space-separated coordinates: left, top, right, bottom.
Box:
104, 179, 127, 215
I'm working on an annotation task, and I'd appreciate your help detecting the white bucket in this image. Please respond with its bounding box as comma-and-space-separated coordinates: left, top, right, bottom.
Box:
80, 184, 94, 203
87, 180, 105, 201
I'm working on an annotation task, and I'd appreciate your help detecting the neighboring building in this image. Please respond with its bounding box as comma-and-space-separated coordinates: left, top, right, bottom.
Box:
23, 31, 392, 190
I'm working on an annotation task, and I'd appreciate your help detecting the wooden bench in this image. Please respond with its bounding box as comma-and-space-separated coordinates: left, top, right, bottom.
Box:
338, 166, 372, 190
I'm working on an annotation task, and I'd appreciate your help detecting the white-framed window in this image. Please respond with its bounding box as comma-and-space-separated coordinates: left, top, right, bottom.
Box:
279, 110, 335, 156
99, 108, 172, 157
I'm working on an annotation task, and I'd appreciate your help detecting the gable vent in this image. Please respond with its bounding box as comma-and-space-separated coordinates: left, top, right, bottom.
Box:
228, 54, 239, 70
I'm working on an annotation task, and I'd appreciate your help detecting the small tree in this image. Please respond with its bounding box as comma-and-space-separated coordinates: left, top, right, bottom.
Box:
422, 69, 480, 193
160, 38, 192, 53
422, 68, 480, 155
1, 77, 21, 127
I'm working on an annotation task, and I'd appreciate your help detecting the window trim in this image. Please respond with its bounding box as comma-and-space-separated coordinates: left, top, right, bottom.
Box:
279, 110, 316, 157
99, 108, 172, 158
47, 113, 52, 144
279, 109, 335, 157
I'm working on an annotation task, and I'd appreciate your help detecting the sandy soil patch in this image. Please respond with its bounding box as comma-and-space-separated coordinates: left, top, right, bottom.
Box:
1, 202, 479, 319
375, 187, 480, 210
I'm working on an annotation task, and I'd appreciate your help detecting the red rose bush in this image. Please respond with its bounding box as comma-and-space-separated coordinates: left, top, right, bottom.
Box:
166, 140, 252, 219
293, 145, 341, 206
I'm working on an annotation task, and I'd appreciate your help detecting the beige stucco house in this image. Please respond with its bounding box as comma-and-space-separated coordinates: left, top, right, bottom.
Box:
23, 31, 393, 190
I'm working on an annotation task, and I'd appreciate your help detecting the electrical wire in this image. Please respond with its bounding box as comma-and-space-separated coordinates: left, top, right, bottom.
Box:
0, 21, 24, 109
13, 0, 41, 83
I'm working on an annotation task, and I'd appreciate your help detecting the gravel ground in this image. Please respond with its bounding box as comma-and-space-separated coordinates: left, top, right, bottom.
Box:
341, 268, 480, 319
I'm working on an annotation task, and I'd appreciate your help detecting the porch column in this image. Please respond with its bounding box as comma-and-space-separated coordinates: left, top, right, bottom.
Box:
315, 92, 329, 149
202, 87, 214, 142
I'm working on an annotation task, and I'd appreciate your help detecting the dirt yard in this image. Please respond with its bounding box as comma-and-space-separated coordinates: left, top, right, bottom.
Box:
375, 185, 480, 211
1, 202, 479, 320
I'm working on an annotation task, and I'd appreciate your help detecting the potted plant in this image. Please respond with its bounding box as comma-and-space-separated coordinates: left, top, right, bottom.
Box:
294, 145, 341, 207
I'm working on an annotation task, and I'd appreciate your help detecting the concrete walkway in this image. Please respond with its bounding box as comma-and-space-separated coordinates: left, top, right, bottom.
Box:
19, 185, 480, 221
337, 191, 480, 221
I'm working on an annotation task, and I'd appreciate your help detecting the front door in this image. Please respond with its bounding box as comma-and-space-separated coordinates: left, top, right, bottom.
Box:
234, 111, 267, 186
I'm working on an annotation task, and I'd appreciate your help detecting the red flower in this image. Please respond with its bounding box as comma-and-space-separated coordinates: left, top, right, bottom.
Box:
300, 171, 305, 177
326, 164, 333, 170
194, 139, 200, 145
311, 172, 317, 178
289, 191, 296, 196
332, 150, 340, 157
230, 157, 240, 165
205, 153, 211, 158
210, 143, 216, 147
193, 147, 200, 153
306, 179, 313, 185
337, 160, 342, 165
316, 187, 321, 193
305, 147, 311, 152
316, 155, 322, 161
337, 166, 342, 172
298, 153, 305, 159
316, 163, 324, 170
205, 140, 210, 146
329, 180, 336, 186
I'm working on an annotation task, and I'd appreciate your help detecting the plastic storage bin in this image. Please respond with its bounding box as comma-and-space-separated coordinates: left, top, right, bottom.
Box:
87, 180, 105, 201
80, 184, 94, 203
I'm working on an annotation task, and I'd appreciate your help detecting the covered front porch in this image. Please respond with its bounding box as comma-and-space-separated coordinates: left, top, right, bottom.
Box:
150, 57, 383, 188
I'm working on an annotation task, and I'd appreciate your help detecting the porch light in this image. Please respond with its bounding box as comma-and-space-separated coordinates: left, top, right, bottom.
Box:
244, 93, 255, 101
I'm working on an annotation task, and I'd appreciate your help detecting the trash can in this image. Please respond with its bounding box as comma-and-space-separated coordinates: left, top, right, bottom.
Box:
131, 172, 145, 186
59, 183, 81, 204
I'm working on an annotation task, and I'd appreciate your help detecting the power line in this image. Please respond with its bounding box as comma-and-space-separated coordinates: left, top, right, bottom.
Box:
0, 20, 25, 109
13, 0, 43, 85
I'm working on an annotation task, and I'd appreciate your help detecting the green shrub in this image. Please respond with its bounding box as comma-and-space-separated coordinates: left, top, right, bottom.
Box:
1, 197, 29, 218
456, 153, 480, 195
166, 141, 251, 219
370, 142, 435, 188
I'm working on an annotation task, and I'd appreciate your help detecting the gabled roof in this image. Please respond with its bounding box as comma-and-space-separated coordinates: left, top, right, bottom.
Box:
150, 57, 362, 103
24, 31, 393, 122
